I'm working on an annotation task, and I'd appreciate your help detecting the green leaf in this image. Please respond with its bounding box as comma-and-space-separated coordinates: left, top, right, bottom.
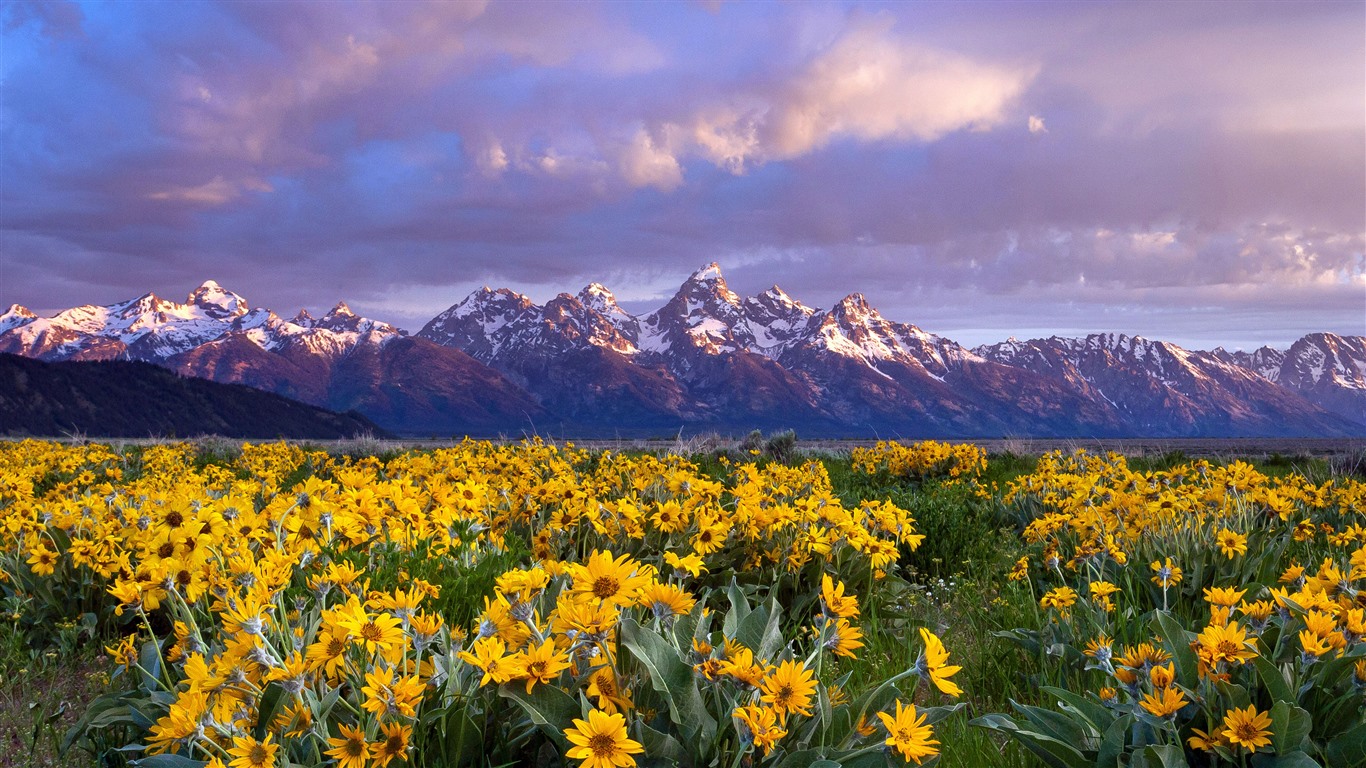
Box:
1268, 701, 1313, 756
635, 722, 686, 767
1262, 752, 1322, 768
1253, 657, 1294, 705
619, 617, 718, 753
1326, 721, 1366, 768
1136, 744, 1189, 768
1096, 714, 1133, 768
1042, 686, 1116, 732
723, 579, 751, 638
755, 596, 786, 661
441, 711, 482, 766
970, 713, 1090, 768
254, 683, 284, 740
843, 753, 899, 768
920, 702, 967, 726
131, 756, 209, 768
734, 600, 773, 655
137, 639, 163, 694
496, 682, 580, 748
782, 748, 894, 768
1152, 612, 1197, 686
993, 629, 1042, 654
1011, 701, 1096, 752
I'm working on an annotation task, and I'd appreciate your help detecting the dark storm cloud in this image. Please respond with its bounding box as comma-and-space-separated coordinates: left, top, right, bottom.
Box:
1, 1, 1361, 346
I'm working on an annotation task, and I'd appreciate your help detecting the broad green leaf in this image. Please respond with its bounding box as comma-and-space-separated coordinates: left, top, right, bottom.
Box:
970, 713, 1090, 768
723, 579, 751, 638
1253, 657, 1294, 705
254, 683, 284, 740
496, 682, 580, 748
635, 722, 686, 767
1326, 721, 1366, 768
131, 756, 209, 768
1152, 611, 1197, 686
1042, 686, 1116, 731
620, 617, 718, 752
1011, 701, 1096, 752
442, 712, 483, 766
1265, 752, 1322, 768
755, 596, 786, 661
735, 600, 773, 655
1137, 744, 1189, 768
137, 639, 163, 694
993, 629, 1042, 654
1268, 701, 1313, 756
1096, 714, 1133, 768
920, 702, 967, 726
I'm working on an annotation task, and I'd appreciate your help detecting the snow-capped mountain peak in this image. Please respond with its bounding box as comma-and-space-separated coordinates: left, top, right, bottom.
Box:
638, 263, 752, 359
0, 305, 36, 335
187, 280, 248, 319
688, 262, 725, 284
578, 282, 619, 312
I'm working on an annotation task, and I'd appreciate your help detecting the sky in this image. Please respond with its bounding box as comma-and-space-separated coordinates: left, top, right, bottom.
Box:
2, 0, 1363, 350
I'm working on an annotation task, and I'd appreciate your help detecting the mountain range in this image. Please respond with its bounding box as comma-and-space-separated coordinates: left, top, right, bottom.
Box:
2, 265, 1362, 437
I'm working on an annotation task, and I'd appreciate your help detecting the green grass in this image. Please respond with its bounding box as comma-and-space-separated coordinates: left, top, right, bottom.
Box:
0, 622, 105, 768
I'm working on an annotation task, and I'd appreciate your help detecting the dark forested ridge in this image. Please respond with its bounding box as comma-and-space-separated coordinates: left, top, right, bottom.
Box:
0, 354, 384, 439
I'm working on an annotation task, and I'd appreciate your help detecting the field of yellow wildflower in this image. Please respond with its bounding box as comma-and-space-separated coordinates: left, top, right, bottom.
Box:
0, 438, 1362, 767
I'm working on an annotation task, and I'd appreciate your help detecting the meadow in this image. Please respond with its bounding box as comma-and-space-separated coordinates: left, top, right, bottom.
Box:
0, 437, 1363, 768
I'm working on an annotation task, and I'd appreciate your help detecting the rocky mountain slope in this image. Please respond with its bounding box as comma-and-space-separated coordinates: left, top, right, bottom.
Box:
0, 353, 383, 439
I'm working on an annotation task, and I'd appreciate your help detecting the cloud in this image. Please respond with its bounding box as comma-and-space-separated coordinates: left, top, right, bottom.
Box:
618, 128, 683, 191
1, 2, 1361, 350
147, 176, 273, 206
675, 15, 1035, 172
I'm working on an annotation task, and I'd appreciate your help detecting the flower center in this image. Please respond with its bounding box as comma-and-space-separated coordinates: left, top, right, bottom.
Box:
361, 621, 383, 641
589, 733, 618, 757
592, 576, 620, 599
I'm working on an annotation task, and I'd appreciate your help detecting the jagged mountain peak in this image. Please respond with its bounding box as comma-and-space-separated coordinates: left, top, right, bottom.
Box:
831, 293, 874, 315
674, 262, 741, 303
187, 280, 248, 319
0, 305, 37, 336
117, 292, 171, 318
578, 282, 624, 313
687, 262, 724, 283
290, 309, 315, 328
453, 286, 534, 314
2, 304, 35, 321
751, 285, 811, 312
326, 301, 355, 318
